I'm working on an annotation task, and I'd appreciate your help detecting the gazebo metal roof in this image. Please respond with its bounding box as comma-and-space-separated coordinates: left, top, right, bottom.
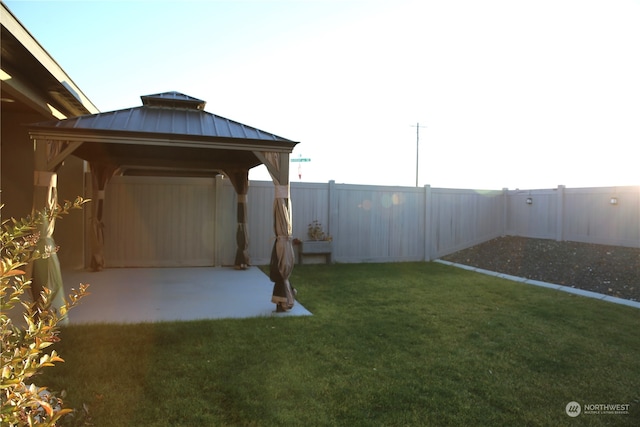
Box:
29, 91, 298, 176
34, 92, 293, 142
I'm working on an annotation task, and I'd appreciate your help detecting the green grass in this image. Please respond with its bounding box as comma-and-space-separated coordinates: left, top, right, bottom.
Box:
42, 262, 640, 426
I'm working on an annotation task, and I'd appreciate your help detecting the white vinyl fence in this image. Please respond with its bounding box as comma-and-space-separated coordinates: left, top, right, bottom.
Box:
248, 182, 638, 265
103, 177, 639, 267
506, 185, 640, 248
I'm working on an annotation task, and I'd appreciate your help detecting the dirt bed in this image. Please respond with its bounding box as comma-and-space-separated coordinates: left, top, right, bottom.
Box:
441, 236, 640, 302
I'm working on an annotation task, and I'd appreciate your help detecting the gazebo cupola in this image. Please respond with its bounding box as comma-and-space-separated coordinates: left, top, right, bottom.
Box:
140, 91, 206, 110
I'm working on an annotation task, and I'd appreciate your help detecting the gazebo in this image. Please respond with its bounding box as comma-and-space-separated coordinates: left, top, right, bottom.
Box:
28, 92, 300, 312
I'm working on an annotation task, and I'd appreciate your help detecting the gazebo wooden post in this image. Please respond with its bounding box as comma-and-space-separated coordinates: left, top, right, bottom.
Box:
88, 162, 116, 271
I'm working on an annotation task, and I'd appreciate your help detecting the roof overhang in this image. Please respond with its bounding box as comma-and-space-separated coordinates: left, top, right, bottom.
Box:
28, 128, 297, 153
1, 3, 99, 118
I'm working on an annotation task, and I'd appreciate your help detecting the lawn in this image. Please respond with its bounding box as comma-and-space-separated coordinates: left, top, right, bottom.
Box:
43, 262, 640, 426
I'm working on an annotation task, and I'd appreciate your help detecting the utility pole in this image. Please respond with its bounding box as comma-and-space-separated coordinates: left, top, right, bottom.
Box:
411, 122, 427, 187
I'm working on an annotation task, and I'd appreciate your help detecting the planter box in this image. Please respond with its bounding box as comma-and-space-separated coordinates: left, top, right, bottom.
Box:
298, 241, 332, 264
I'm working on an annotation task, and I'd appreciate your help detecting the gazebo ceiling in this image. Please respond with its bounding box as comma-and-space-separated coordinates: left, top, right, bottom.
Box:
71, 143, 263, 176
28, 91, 298, 175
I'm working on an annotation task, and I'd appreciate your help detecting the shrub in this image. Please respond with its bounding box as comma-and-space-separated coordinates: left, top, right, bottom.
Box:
1, 197, 89, 426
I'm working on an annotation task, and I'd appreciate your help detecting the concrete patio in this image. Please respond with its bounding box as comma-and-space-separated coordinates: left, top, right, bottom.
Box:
59, 266, 311, 324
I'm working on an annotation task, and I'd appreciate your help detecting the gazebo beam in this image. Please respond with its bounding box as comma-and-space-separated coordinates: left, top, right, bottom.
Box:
277, 152, 290, 186
46, 140, 84, 171
253, 151, 290, 184
252, 152, 276, 180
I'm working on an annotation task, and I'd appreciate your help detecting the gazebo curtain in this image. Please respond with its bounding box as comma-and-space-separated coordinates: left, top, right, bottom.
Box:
30, 171, 67, 323
227, 170, 250, 269
269, 185, 296, 310
89, 162, 116, 271
262, 152, 296, 311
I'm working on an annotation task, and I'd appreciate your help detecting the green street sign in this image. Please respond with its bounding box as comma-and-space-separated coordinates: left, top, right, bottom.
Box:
291, 158, 311, 162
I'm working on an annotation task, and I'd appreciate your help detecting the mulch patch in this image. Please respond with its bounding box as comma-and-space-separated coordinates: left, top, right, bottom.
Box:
441, 236, 640, 302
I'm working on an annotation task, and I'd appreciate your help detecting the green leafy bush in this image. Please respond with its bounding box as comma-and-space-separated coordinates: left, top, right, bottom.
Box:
1, 198, 89, 426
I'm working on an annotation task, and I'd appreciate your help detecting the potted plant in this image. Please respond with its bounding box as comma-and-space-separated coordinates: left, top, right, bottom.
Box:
298, 220, 332, 264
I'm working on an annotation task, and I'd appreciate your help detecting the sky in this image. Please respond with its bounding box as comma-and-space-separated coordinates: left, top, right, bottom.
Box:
5, 0, 640, 190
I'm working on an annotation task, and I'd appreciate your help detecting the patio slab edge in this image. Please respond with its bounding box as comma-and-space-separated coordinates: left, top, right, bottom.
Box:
434, 259, 640, 309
